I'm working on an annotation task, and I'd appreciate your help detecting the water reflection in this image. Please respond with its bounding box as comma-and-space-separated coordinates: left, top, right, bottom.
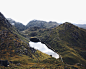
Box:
29, 41, 59, 59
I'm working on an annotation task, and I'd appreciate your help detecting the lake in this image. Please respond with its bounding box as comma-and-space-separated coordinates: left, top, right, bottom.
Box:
29, 41, 59, 59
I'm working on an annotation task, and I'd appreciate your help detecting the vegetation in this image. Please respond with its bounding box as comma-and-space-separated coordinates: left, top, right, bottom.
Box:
0, 12, 86, 69
36, 22, 86, 65
24, 22, 86, 68
0, 12, 56, 68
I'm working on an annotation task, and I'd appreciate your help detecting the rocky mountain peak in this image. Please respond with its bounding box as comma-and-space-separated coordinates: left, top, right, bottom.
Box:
0, 12, 5, 18
26, 20, 59, 29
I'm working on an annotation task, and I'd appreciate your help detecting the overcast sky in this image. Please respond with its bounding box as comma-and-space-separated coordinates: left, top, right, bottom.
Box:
0, 0, 86, 25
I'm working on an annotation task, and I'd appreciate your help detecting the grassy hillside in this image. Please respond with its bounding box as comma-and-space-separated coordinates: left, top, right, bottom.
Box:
23, 22, 86, 68
35, 22, 86, 65
1, 12, 85, 68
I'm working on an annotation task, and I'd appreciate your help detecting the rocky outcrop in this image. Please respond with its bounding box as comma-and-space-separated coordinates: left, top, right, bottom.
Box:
0, 60, 9, 67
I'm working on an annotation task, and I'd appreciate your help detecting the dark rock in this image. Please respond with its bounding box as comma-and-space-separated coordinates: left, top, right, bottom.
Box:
9, 61, 13, 63
50, 55, 52, 57
0, 60, 9, 67
29, 47, 36, 53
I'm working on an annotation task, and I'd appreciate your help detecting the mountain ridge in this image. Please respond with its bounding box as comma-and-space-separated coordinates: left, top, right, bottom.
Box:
7, 18, 27, 31
26, 20, 59, 29
27, 22, 86, 65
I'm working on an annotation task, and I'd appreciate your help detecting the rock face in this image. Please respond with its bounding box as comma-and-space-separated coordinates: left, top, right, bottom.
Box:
0, 60, 9, 67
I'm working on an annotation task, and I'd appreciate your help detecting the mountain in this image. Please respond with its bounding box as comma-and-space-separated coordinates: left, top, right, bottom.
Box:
1, 12, 62, 68
1, 12, 85, 68
74, 24, 86, 29
7, 19, 59, 31
7, 18, 26, 31
24, 22, 86, 68
26, 20, 59, 29
36, 22, 86, 65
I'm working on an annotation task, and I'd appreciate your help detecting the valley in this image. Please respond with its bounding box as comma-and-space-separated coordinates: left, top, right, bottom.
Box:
0, 12, 86, 69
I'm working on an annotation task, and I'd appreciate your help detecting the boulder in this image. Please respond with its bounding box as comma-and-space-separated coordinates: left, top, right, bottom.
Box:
0, 60, 9, 67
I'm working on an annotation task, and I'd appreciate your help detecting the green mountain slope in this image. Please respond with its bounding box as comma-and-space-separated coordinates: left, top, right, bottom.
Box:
0, 12, 60, 68
35, 22, 86, 65
23, 22, 86, 68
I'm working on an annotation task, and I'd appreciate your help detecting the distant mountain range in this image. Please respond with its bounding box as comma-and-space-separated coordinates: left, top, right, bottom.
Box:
7, 18, 27, 31
7, 18, 86, 32
26, 20, 59, 29
7, 18, 59, 31
74, 24, 86, 29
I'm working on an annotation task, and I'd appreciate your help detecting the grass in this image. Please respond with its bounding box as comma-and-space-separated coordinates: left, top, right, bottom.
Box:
1, 13, 86, 69
23, 22, 86, 66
